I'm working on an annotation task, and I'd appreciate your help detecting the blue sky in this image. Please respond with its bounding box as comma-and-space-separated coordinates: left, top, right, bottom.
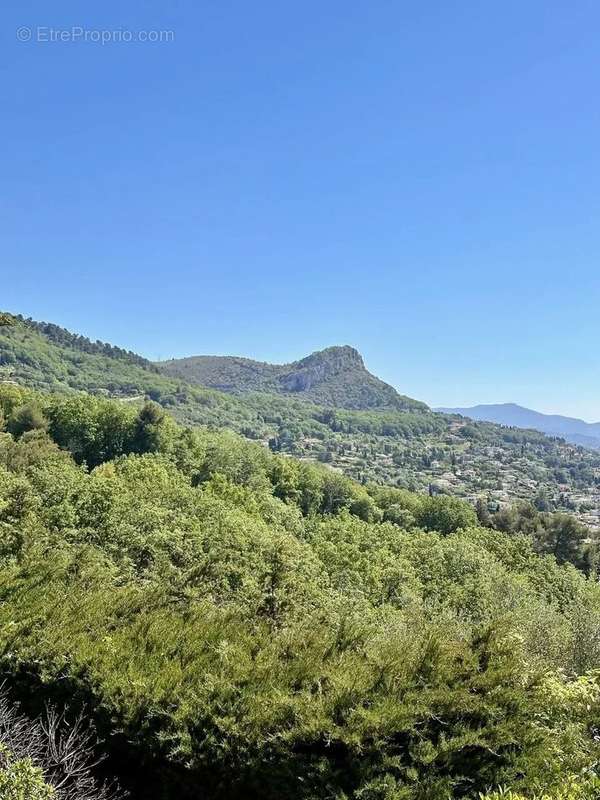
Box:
3, 1, 600, 419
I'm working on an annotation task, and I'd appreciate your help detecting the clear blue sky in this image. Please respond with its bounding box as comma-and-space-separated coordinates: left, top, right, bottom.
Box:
3, 1, 600, 419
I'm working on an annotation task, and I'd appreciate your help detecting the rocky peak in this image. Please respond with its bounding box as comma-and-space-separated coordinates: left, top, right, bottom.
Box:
279, 346, 365, 392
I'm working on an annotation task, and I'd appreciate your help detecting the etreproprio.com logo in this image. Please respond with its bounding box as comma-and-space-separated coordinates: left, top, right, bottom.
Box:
16, 26, 175, 44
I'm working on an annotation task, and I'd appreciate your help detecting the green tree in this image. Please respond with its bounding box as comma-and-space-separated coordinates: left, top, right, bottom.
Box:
383, 503, 416, 528
7, 403, 49, 438
535, 489, 551, 512
133, 400, 167, 454
0, 751, 54, 800
476, 496, 492, 527
535, 513, 588, 565
416, 494, 478, 534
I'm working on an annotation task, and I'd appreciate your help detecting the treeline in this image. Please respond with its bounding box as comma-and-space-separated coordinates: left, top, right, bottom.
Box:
312, 407, 445, 437
0, 384, 475, 526
16, 315, 157, 370
7, 381, 592, 566
1, 386, 600, 799
0, 319, 266, 433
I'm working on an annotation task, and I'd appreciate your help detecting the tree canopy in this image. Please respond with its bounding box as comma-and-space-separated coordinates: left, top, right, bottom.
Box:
0, 385, 600, 798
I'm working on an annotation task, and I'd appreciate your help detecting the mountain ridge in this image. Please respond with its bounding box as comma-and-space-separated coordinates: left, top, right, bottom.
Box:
157, 345, 427, 411
437, 402, 600, 449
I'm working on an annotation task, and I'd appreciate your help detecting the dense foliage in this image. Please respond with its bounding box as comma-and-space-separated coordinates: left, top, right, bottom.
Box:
0, 385, 600, 798
17, 315, 156, 371
0, 749, 54, 800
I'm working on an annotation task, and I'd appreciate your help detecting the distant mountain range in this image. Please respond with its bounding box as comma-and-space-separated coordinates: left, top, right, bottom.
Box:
437, 403, 600, 450
157, 346, 427, 411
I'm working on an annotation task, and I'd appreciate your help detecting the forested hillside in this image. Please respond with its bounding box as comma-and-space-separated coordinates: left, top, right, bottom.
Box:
1, 382, 600, 799
1, 313, 599, 525
157, 345, 425, 410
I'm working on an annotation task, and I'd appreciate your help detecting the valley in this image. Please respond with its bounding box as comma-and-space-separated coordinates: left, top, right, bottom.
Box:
2, 313, 599, 527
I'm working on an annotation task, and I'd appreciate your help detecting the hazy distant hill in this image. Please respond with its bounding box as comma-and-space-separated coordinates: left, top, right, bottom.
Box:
158, 345, 427, 411
437, 402, 600, 449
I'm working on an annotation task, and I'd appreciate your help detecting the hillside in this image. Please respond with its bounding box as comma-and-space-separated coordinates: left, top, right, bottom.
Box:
1, 383, 600, 800
157, 345, 426, 411
439, 402, 600, 449
2, 312, 600, 525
